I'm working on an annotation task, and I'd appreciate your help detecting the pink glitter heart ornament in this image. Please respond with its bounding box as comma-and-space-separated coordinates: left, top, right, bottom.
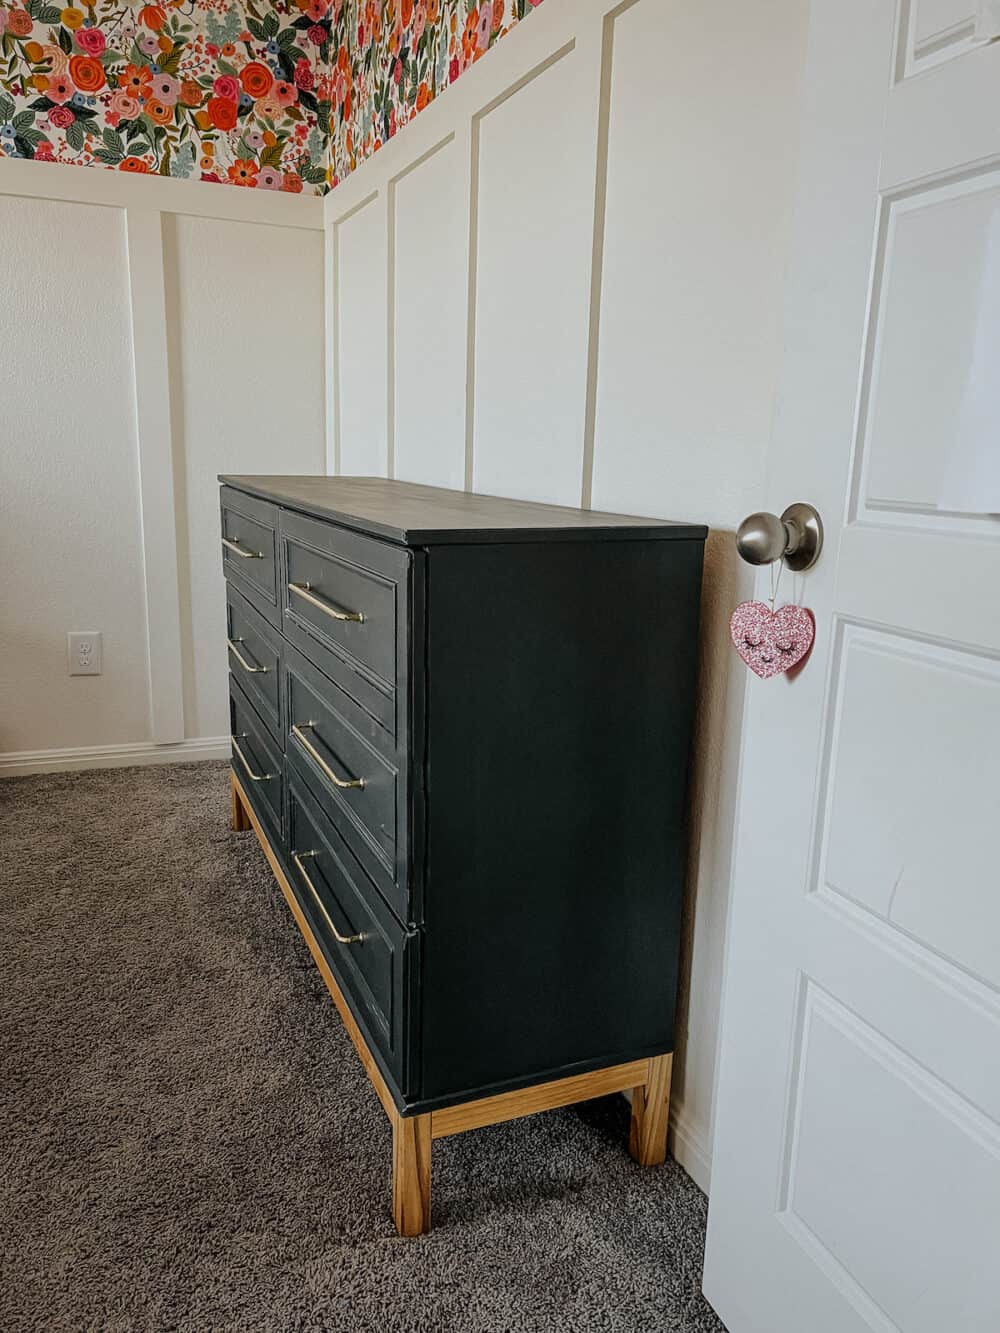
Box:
730, 601, 815, 680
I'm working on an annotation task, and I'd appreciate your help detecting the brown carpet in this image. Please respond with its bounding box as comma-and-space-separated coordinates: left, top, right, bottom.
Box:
0, 761, 726, 1333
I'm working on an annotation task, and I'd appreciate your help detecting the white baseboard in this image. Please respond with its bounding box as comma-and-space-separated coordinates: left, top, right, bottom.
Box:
669, 1104, 713, 1195
620, 1091, 713, 1194
0, 736, 230, 778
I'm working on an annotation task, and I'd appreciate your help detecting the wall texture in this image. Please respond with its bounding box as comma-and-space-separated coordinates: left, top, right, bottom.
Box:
0, 0, 545, 192
322, 0, 808, 1190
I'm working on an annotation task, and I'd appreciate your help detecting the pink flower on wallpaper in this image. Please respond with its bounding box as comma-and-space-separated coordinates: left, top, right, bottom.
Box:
46, 76, 74, 106
212, 75, 241, 103
257, 165, 284, 190
110, 91, 141, 120
150, 73, 180, 106
76, 28, 106, 56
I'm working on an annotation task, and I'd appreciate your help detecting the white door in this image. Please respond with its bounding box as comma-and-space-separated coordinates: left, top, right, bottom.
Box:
703, 3, 1000, 1331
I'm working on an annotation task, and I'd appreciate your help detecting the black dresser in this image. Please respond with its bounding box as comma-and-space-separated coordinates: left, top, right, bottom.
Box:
221, 476, 706, 1234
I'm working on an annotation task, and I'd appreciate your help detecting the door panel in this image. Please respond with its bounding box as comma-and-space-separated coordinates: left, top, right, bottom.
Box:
704, 2, 1000, 1330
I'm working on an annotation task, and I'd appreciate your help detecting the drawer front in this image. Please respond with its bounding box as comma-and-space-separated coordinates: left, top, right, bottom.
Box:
280, 510, 408, 698
287, 770, 415, 1092
221, 487, 279, 623
226, 586, 283, 744
229, 678, 284, 843
284, 645, 407, 920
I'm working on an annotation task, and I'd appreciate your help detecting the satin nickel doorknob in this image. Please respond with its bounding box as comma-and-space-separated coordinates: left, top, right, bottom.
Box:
736, 503, 823, 572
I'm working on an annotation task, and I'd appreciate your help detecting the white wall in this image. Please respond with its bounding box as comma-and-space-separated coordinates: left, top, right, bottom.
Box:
323, 0, 808, 1190
0, 164, 325, 774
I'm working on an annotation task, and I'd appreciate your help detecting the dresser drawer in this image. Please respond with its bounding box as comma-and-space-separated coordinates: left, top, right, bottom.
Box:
221, 487, 279, 624
284, 645, 406, 919
280, 510, 407, 695
226, 586, 283, 744
287, 771, 415, 1093
229, 678, 284, 844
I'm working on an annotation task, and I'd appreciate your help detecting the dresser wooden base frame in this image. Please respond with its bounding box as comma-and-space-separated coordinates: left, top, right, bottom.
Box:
232, 770, 673, 1236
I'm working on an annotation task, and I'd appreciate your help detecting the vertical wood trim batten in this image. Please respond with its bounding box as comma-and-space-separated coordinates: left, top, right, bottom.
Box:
385, 183, 397, 479
580, 3, 636, 510
124, 207, 185, 746
464, 115, 482, 492
324, 218, 338, 475
330, 219, 343, 475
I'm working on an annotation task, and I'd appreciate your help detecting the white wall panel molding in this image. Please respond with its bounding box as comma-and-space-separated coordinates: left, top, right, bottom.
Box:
1, 177, 326, 775
126, 208, 185, 746
0, 157, 323, 228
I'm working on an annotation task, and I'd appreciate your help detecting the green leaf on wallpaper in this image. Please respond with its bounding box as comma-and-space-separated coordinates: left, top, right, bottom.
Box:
206, 3, 242, 47
300, 163, 326, 185
159, 46, 183, 77
38, 5, 62, 22
12, 110, 34, 131
65, 120, 85, 152
170, 142, 196, 179
306, 128, 322, 160
102, 127, 125, 159
246, 19, 265, 41
131, 140, 151, 154
217, 58, 237, 76
260, 142, 283, 168
25, 0, 40, 17
74, 106, 98, 120
93, 148, 120, 164
277, 27, 296, 48
58, 26, 73, 54
263, 11, 279, 39
0, 95, 15, 122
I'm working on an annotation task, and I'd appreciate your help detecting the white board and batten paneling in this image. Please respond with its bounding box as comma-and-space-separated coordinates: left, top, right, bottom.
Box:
0, 162, 325, 775
704, 2, 1000, 1329
324, 0, 809, 1192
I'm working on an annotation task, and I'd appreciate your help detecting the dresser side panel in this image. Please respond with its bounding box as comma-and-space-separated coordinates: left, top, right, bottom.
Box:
420, 539, 705, 1104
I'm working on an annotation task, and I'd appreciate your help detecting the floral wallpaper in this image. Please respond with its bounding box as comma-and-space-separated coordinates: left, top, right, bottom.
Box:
0, 0, 545, 194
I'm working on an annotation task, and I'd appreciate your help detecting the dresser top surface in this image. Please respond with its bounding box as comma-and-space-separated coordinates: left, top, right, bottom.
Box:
220, 476, 707, 546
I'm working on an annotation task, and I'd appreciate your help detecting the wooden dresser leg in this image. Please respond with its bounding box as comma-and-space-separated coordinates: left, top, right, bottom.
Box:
629, 1053, 672, 1167
230, 771, 251, 832
392, 1110, 432, 1237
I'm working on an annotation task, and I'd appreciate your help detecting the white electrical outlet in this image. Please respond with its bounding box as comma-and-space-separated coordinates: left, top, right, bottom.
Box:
68, 631, 102, 676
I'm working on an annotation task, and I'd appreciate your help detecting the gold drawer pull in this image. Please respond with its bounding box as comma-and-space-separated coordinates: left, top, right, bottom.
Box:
292, 851, 364, 944
227, 638, 269, 674
231, 734, 273, 783
288, 581, 364, 624
222, 536, 263, 559
291, 724, 366, 790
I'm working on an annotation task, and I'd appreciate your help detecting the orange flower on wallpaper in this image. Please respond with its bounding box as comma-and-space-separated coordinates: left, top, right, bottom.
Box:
240, 63, 274, 99
144, 98, 173, 126
138, 5, 167, 31
68, 55, 105, 93
118, 65, 153, 97
227, 158, 258, 186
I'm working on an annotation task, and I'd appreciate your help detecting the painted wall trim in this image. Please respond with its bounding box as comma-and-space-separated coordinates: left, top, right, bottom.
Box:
126, 208, 185, 746
0, 158, 323, 228
0, 736, 231, 778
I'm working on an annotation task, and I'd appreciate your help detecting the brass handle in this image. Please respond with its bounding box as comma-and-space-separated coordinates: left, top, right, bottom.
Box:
292, 852, 364, 944
231, 734, 273, 783
291, 724, 366, 790
222, 536, 263, 559
288, 581, 364, 624
227, 638, 268, 674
